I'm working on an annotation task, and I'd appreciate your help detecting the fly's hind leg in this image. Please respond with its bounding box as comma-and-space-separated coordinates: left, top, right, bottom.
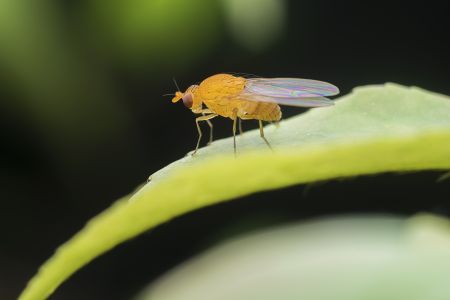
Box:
232, 117, 237, 157
192, 113, 217, 156
231, 110, 239, 157
238, 118, 243, 136
259, 120, 274, 152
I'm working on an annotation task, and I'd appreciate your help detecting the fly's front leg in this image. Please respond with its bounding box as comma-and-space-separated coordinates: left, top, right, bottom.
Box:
192, 113, 217, 156
259, 120, 273, 152
204, 116, 214, 145
200, 109, 214, 145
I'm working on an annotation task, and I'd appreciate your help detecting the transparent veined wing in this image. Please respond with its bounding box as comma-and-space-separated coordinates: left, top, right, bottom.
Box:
239, 77, 339, 107
246, 78, 340, 98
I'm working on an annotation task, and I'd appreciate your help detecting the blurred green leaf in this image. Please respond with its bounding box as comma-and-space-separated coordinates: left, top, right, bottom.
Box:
222, 0, 286, 51
0, 0, 134, 167
19, 84, 450, 300
135, 214, 450, 300
86, 0, 221, 69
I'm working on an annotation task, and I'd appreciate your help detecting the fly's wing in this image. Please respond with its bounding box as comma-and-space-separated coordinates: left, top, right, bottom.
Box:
247, 78, 339, 97
240, 78, 339, 107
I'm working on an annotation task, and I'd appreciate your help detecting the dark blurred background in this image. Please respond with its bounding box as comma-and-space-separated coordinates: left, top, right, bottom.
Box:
0, 0, 448, 299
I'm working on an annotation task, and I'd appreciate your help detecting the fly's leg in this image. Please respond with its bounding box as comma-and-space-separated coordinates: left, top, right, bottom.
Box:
192, 114, 217, 156
238, 118, 244, 136
201, 110, 214, 145
206, 119, 213, 145
230, 109, 240, 156
259, 120, 273, 152
232, 117, 237, 157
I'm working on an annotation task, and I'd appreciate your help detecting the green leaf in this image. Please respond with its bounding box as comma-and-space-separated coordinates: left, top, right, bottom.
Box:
134, 214, 450, 300
19, 83, 450, 300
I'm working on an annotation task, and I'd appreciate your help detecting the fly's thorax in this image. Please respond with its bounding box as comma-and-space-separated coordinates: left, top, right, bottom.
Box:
190, 74, 246, 118
198, 74, 246, 102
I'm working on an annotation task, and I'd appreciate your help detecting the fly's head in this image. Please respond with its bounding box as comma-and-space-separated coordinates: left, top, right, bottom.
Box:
172, 85, 202, 112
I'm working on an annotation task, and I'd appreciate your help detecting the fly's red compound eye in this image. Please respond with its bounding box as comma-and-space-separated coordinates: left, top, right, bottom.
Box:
182, 93, 193, 108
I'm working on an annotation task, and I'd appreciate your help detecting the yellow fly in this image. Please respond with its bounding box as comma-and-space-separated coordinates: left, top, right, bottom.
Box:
172, 73, 339, 155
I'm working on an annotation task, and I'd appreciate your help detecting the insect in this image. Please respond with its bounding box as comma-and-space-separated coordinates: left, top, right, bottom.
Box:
172, 73, 339, 155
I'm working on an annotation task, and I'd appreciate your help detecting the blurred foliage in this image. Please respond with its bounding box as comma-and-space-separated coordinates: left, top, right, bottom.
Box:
136, 214, 450, 300
0, 0, 135, 174
18, 84, 450, 300
84, 0, 286, 68
84, 0, 222, 69
221, 0, 286, 52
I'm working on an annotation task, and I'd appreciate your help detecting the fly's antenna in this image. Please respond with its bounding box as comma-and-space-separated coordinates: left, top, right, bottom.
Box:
162, 93, 175, 97
172, 77, 181, 92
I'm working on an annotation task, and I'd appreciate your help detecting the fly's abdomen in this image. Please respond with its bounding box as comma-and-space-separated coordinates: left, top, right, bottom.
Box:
238, 100, 281, 121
